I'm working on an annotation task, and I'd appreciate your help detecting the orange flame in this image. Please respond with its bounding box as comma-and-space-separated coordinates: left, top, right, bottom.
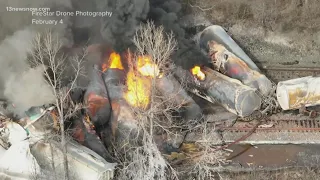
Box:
102, 52, 124, 72
84, 114, 95, 129
137, 55, 160, 77
123, 54, 162, 109
124, 70, 151, 109
109, 52, 124, 69
191, 66, 205, 81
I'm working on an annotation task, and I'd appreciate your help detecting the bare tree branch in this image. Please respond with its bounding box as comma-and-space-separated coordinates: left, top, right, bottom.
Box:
30, 29, 86, 180
114, 21, 183, 180
133, 21, 177, 72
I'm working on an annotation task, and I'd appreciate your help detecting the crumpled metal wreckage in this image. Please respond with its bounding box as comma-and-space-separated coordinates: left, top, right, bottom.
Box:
0, 121, 41, 180
102, 67, 139, 147
199, 25, 260, 72
2, 24, 319, 179
277, 76, 320, 110
0, 106, 116, 180
198, 25, 272, 96
174, 66, 261, 117
206, 40, 273, 96
197, 25, 320, 116
84, 64, 112, 128
69, 114, 112, 161
31, 139, 116, 180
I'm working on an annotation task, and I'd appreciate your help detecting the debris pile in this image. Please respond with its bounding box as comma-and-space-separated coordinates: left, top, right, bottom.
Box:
196, 25, 320, 113
1, 24, 320, 178
277, 76, 320, 111
0, 107, 116, 180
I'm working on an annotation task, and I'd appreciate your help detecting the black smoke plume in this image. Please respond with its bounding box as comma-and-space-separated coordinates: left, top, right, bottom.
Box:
0, 0, 210, 116
148, 0, 210, 69
98, 0, 150, 51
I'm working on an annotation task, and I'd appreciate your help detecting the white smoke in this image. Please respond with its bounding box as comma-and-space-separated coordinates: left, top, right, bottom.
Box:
0, 28, 55, 116
0, 28, 36, 99
0, 0, 154, 116
0, 0, 74, 116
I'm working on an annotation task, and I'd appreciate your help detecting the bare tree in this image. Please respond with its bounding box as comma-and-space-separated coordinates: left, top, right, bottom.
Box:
113, 21, 187, 180
29, 29, 86, 180
117, 21, 230, 180
109, 21, 175, 179
133, 21, 177, 72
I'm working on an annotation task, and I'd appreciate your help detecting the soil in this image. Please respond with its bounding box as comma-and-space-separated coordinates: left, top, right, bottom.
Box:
223, 167, 320, 180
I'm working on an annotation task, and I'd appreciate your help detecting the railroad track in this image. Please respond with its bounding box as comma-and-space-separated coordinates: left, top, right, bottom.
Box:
191, 66, 320, 135
261, 67, 320, 82
221, 119, 320, 133
214, 66, 320, 144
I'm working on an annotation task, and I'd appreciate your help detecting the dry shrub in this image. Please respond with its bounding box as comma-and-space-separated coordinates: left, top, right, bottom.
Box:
175, 120, 229, 180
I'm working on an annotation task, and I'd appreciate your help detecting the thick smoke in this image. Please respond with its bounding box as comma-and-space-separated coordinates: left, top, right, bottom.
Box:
148, 0, 210, 69
0, 28, 55, 116
0, 0, 150, 115
0, 0, 73, 45
0, 0, 73, 116
67, 0, 150, 89
89, 0, 209, 68
72, 0, 207, 67
98, 0, 150, 51
0, 0, 208, 116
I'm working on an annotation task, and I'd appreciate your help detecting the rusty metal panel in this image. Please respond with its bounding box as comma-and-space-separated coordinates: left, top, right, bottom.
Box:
84, 65, 111, 127
206, 41, 272, 96
199, 25, 260, 72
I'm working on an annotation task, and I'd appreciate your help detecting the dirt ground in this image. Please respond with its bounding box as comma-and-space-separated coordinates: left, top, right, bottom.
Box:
181, 0, 320, 68
223, 168, 320, 180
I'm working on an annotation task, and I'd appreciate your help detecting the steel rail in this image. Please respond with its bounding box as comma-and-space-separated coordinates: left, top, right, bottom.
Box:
261, 66, 320, 82
262, 67, 320, 71
221, 119, 320, 132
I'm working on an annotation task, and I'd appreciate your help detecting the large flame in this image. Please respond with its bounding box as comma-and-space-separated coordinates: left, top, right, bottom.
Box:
102, 52, 124, 72
124, 70, 151, 109
123, 55, 161, 109
191, 66, 206, 81
137, 55, 160, 77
